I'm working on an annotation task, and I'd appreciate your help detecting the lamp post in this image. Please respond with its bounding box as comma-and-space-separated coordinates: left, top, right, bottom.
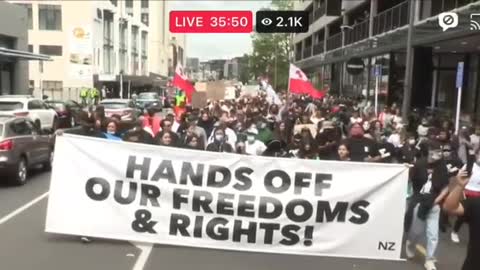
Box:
401, 0, 416, 121
169, 37, 178, 75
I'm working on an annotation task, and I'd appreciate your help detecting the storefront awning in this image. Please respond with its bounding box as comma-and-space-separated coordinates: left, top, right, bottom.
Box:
0, 47, 51, 61
297, 1, 480, 71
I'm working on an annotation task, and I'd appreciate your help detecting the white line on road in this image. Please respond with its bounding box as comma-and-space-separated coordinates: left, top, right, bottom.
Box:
0, 191, 49, 225
131, 242, 154, 270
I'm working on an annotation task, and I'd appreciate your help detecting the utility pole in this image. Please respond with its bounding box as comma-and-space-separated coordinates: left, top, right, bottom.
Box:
401, 0, 416, 120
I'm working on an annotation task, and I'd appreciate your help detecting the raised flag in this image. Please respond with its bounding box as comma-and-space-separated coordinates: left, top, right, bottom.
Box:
172, 63, 195, 101
289, 64, 325, 99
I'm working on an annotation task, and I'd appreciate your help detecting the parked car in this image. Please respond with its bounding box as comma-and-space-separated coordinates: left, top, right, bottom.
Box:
135, 92, 163, 112
99, 99, 141, 121
0, 115, 54, 185
0, 95, 58, 130
45, 100, 83, 128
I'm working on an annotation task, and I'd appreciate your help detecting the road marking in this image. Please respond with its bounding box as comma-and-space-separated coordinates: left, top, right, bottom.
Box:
0, 192, 49, 225
131, 242, 153, 270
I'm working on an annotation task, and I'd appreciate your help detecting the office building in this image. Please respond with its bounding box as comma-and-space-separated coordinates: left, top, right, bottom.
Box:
0, 1, 50, 95
294, 0, 480, 119
8, 0, 186, 99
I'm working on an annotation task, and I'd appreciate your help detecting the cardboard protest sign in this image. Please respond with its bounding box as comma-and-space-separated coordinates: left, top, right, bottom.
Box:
293, 124, 317, 137
46, 135, 408, 260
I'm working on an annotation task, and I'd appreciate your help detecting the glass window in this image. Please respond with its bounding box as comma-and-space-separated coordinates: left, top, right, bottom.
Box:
39, 5, 62, 30
141, 0, 149, 8
0, 102, 24, 111
126, 0, 133, 8
28, 45, 33, 52
39, 45, 62, 56
110, 0, 118, 6
16, 4, 33, 29
11, 120, 33, 136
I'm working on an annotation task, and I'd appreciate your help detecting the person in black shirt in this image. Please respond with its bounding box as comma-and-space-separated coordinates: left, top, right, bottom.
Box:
343, 123, 381, 162
206, 128, 233, 153
122, 119, 154, 145
444, 167, 480, 270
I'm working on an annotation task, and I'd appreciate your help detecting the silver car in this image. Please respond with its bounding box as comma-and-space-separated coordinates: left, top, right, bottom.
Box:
0, 115, 54, 185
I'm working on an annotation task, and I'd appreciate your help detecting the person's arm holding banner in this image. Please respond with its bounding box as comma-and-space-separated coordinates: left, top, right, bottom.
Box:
444, 167, 470, 216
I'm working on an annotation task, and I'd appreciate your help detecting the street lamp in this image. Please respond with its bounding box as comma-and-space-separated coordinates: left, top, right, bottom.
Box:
169, 37, 178, 75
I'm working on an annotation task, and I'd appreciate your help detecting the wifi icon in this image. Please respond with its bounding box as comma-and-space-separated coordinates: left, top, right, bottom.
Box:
470, 20, 480, 30
470, 14, 480, 31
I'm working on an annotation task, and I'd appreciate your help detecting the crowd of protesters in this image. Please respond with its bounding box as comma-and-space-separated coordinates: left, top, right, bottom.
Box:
59, 90, 479, 270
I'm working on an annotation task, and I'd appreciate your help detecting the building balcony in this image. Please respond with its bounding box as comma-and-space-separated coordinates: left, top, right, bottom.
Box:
326, 32, 342, 51
373, 1, 409, 36
345, 20, 369, 45
303, 46, 312, 59
313, 5, 326, 21
313, 42, 324, 55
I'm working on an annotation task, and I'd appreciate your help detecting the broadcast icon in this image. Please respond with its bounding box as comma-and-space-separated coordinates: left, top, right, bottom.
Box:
470, 14, 480, 30
439, 12, 459, 31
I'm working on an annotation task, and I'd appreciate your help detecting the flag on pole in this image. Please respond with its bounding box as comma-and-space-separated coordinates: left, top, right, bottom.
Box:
260, 80, 282, 105
289, 64, 325, 99
172, 63, 195, 102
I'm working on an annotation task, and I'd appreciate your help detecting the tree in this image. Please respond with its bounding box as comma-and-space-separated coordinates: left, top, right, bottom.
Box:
248, 0, 294, 91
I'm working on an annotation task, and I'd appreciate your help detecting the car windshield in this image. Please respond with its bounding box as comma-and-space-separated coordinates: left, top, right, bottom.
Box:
100, 102, 128, 109
138, 93, 158, 99
0, 101, 24, 111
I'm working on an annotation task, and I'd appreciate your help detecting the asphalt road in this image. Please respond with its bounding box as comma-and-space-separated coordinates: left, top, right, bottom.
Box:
0, 171, 470, 270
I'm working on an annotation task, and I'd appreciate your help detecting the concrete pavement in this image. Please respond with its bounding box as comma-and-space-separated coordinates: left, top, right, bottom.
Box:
0, 171, 470, 270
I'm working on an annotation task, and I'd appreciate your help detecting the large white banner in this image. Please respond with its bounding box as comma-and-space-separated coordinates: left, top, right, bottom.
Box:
69, 26, 93, 81
46, 135, 408, 260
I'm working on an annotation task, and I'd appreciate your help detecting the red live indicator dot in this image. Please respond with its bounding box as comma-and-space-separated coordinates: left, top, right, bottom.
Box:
170, 11, 253, 33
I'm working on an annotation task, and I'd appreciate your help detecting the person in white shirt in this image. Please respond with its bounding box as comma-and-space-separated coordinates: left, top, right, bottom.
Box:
350, 110, 363, 125
208, 122, 237, 149
244, 128, 267, 156
387, 125, 404, 148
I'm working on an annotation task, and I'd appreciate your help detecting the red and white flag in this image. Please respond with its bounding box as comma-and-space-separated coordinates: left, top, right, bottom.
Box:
289, 64, 325, 99
172, 63, 195, 101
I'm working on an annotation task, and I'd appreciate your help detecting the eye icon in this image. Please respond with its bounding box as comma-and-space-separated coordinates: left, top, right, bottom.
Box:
261, 18, 273, 26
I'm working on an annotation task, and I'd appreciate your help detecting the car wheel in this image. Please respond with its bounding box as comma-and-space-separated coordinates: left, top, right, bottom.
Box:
10, 157, 27, 186
42, 149, 53, 171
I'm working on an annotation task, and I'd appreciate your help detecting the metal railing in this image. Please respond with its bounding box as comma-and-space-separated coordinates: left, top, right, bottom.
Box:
313, 41, 324, 55
373, 1, 409, 36
345, 20, 370, 45
326, 32, 342, 51
303, 46, 312, 58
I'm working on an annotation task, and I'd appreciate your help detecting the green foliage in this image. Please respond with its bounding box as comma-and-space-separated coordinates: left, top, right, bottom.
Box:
247, 0, 294, 91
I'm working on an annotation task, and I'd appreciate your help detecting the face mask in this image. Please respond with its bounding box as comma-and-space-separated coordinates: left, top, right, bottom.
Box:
215, 135, 224, 141
408, 139, 415, 145
260, 123, 266, 129
247, 135, 255, 143
107, 131, 115, 135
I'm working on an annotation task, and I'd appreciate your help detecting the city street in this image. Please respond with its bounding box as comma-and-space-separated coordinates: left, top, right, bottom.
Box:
0, 170, 470, 270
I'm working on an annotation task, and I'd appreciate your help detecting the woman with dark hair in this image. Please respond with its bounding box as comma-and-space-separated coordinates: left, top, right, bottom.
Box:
316, 121, 340, 160
158, 131, 174, 147
103, 120, 122, 141
297, 137, 318, 160
337, 143, 351, 161
184, 133, 203, 150
197, 111, 215, 138
273, 121, 291, 145
206, 128, 233, 153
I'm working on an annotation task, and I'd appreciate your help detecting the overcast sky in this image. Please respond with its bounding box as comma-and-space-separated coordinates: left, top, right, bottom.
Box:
170, 0, 272, 61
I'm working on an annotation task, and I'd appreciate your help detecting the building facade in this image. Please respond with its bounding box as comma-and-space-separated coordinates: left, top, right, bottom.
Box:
0, 1, 50, 95
8, 0, 186, 99
294, 0, 480, 120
